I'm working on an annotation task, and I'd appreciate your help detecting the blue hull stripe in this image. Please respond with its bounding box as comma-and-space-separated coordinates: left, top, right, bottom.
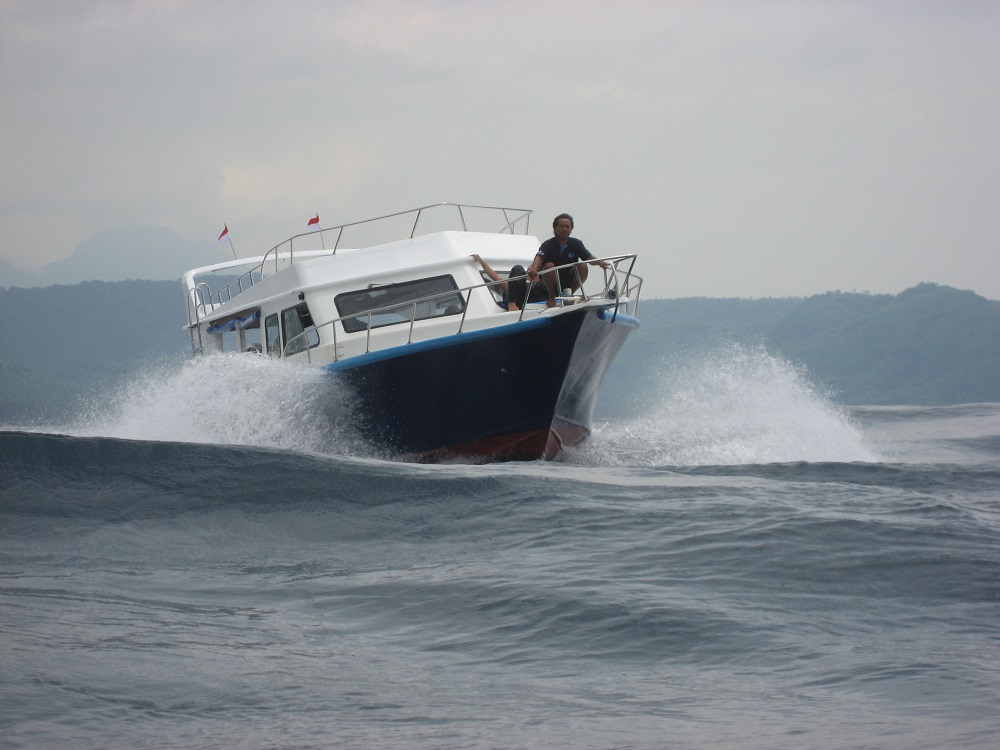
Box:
323, 316, 552, 372
597, 310, 640, 328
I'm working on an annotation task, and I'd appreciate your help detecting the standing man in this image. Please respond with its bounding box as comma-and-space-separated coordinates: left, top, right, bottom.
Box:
526, 213, 608, 307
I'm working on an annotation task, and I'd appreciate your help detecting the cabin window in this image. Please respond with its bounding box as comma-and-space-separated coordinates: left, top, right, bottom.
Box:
205, 308, 262, 352
281, 302, 319, 355
265, 313, 281, 356
242, 328, 262, 353
335, 275, 465, 334
479, 270, 506, 306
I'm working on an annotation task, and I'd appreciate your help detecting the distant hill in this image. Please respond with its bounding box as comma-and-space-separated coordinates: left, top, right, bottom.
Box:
0, 280, 190, 421
0, 257, 38, 288
1, 280, 998, 422
1, 225, 231, 288
607, 283, 1000, 409
770, 283, 1000, 404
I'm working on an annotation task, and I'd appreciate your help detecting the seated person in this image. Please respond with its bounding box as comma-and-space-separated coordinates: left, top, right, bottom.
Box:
525, 213, 609, 307
472, 254, 549, 311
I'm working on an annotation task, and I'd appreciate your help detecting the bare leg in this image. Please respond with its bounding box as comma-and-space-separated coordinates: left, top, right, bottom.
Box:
506, 265, 527, 311
542, 262, 558, 307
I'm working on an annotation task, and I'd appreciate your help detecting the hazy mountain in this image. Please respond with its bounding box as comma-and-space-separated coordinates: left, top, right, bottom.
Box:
0, 280, 189, 391
606, 283, 1000, 410
770, 283, 1000, 404
0, 257, 40, 288
3, 225, 232, 288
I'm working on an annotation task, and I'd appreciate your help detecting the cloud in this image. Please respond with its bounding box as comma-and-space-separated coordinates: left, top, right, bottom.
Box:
1, 0, 998, 298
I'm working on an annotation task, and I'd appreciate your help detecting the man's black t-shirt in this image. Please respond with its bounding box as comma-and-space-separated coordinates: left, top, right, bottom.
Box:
535, 236, 594, 267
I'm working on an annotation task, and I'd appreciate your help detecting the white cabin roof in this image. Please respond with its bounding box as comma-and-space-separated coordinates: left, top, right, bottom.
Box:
290, 231, 539, 291
187, 230, 542, 324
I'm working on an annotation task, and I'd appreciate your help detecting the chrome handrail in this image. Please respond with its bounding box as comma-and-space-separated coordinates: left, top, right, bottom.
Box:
281, 255, 642, 360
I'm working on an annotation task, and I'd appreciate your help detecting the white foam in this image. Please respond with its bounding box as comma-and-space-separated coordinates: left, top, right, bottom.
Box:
64, 344, 879, 467
571, 343, 880, 466
68, 354, 366, 455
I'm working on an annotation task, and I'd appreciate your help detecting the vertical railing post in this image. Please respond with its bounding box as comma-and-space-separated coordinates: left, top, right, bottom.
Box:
408, 301, 418, 344
459, 289, 472, 333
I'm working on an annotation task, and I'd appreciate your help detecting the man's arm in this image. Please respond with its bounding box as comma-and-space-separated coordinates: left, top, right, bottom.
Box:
471, 254, 504, 284
526, 248, 545, 279
577, 239, 609, 269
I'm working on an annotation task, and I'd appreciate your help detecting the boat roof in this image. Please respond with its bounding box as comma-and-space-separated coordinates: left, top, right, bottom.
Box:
185, 230, 537, 286
184, 202, 535, 288
185, 232, 542, 327
183, 203, 543, 325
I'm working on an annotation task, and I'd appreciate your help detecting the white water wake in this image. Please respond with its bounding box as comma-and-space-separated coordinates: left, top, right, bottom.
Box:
572, 343, 880, 466
68, 354, 367, 455
64, 344, 879, 466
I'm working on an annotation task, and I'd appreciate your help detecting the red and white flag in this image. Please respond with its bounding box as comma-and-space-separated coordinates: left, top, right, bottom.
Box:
307, 214, 321, 229
217, 225, 230, 241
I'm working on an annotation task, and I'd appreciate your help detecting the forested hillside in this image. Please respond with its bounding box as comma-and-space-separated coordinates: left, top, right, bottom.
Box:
0, 281, 189, 421
1, 280, 998, 422
607, 283, 1000, 407
770, 284, 1000, 404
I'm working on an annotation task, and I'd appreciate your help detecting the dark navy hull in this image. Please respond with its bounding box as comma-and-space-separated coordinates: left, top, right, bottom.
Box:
324, 305, 638, 462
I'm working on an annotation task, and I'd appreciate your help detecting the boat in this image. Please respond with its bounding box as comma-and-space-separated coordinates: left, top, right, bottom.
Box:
181, 203, 641, 462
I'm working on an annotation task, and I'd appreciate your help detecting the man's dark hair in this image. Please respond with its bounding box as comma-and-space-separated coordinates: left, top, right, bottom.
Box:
552, 213, 574, 229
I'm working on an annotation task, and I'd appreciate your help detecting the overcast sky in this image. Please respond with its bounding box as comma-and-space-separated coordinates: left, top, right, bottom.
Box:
2, 0, 998, 299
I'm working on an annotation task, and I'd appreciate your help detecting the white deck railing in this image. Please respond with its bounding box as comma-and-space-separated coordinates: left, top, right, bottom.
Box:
281, 255, 642, 362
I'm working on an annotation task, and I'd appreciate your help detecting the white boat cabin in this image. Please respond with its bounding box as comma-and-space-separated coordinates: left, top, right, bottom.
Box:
182, 204, 640, 366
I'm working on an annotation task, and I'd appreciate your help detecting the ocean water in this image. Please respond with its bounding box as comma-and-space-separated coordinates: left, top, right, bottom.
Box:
2, 346, 999, 749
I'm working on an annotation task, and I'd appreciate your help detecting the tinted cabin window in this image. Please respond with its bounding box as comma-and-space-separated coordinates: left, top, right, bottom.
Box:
265, 313, 281, 356
335, 275, 465, 334
281, 302, 319, 355
480, 270, 505, 306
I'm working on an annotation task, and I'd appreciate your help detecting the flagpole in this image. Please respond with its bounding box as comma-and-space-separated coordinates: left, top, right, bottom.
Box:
315, 213, 326, 251
308, 213, 326, 251
218, 225, 238, 260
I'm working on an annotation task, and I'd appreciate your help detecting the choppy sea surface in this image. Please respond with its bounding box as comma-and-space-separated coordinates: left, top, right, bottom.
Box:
2, 346, 999, 749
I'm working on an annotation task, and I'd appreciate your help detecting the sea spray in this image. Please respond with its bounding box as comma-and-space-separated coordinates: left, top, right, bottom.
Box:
573, 343, 880, 466
67, 353, 373, 456
65, 344, 879, 467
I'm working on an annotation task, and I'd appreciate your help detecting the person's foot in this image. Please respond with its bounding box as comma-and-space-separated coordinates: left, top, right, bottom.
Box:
545, 299, 556, 308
